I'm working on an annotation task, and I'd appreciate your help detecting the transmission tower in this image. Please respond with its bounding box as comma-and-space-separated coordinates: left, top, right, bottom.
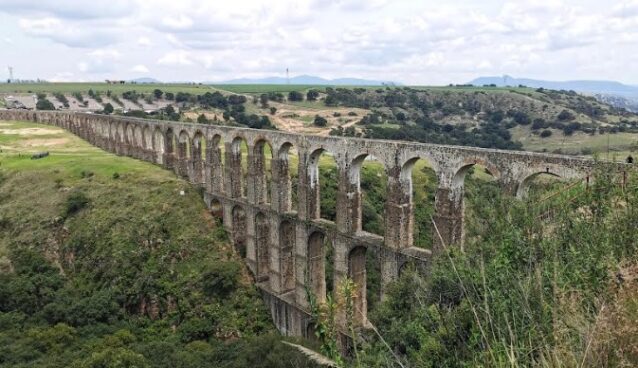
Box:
286, 68, 289, 85
8, 66, 14, 83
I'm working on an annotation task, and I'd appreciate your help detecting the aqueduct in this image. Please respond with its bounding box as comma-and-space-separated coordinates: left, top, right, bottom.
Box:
0, 110, 608, 337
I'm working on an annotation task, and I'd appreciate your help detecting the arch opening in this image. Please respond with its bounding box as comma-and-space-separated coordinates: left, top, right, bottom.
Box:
164, 128, 175, 155
207, 134, 225, 193
255, 212, 270, 281
307, 231, 333, 303
309, 149, 338, 222
210, 198, 223, 219
254, 139, 274, 205
402, 157, 439, 249
352, 154, 387, 236
231, 137, 249, 198
177, 130, 191, 159
517, 171, 562, 199
348, 246, 367, 324
278, 142, 299, 212
231, 205, 247, 258
143, 126, 153, 150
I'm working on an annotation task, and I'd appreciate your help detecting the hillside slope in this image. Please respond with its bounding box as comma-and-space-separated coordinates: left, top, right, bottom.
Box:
0, 121, 319, 367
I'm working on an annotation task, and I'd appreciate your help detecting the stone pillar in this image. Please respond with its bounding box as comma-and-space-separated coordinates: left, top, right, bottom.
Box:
297, 148, 322, 220
432, 184, 464, 250
206, 138, 224, 194
226, 141, 243, 198
250, 144, 268, 205
271, 147, 292, 213
341, 160, 363, 234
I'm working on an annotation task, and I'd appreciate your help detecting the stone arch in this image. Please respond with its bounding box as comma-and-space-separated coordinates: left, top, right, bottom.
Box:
143, 125, 153, 150
177, 130, 191, 159
348, 153, 388, 236
451, 160, 500, 189
231, 205, 247, 257
191, 131, 205, 184
153, 127, 165, 164
207, 134, 224, 193
307, 231, 332, 303
516, 170, 562, 199
253, 138, 274, 205
348, 246, 367, 324
125, 123, 134, 145
192, 130, 205, 160
230, 136, 249, 198
279, 219, 296, 293
164, 127, 175, 155
308, 148, 338, 221
209, 197, 223, 218
255, 212, 270, 281
276, 142, 298, 212
397, 156, 440, 249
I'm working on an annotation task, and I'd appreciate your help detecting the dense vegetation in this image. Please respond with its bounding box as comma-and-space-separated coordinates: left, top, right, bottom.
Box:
325, 87, 638, 150
0, 122, 318, 367
351, 166, 638, 367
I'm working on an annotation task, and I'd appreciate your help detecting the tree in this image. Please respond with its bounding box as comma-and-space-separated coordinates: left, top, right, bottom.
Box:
165, 92, 175, 101
36, 98, 55, 110
103, 103, 114, 114
306, 89, 320, 101
197, 114, 209, 124
259, 94, 269, 108
153, 89, 163, 99
540, 129, 552, 138
313, 115, 328, 127
288, 91, 304, 102
557, 110, 575, 121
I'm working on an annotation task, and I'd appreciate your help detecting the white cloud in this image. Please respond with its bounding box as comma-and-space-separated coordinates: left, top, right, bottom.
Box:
130, 64, 150, 73
2, 0, 638, 84
137, 36, 152, 47
157, 50, 194, 66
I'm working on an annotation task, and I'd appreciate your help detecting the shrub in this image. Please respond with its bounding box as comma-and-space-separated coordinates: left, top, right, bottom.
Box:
540, 129, 553, 138
201, 261, 241, 297
63, 190, 89, 217
36, 98, 55, 110
313, 115, 328, 127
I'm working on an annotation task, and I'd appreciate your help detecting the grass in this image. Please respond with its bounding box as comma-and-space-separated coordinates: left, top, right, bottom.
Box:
510, 125, 638, 156
0, 120, 173, 183
211, 85, 323, 94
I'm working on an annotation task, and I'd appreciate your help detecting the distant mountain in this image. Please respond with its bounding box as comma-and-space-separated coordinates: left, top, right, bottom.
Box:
469, 75, 638, 97
130, 77, 161, 84
214, 74, 398, 86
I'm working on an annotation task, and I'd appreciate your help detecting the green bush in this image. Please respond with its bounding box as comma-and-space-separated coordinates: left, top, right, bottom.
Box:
63, 190, 89, 217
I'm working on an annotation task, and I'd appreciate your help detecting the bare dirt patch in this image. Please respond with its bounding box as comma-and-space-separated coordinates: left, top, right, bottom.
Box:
0, 127, 63, 136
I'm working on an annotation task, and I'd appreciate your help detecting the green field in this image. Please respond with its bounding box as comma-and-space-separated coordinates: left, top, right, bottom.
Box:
211, 84, 326, 93
510, 125, 638, 156
0, 120, 171, 180
0, 82, 214, 95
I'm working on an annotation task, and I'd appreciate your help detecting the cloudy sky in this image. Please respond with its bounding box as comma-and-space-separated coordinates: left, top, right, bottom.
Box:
1, 0, 638, 85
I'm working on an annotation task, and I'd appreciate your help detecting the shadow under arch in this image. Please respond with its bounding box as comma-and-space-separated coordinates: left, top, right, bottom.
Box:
255, 212, 270, 281
279, 219, 296, 293
307, 230, 333, 304
230, 136, 249, 198
348, 245, 367, 324
231, 205, 247, 258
